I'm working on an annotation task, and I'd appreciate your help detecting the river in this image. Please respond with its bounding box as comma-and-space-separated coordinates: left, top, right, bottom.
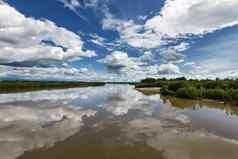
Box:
0, 85, 238, 159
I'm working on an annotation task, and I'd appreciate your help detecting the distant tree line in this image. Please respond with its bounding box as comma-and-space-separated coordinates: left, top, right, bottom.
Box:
0, 80, 105, 93
136, 77, 238, 105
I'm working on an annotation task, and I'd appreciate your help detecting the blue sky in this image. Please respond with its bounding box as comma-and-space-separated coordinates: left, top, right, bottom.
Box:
0, 0, 238, 81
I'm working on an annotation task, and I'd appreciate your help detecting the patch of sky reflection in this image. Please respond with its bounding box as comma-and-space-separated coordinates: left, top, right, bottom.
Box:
1, 85, 238, 159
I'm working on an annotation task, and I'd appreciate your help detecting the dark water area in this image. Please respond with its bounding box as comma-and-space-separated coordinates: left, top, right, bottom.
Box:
0, 85, 238, 159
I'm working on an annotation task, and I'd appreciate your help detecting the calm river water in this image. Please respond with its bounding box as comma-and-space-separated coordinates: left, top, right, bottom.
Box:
0, 85, 238, 159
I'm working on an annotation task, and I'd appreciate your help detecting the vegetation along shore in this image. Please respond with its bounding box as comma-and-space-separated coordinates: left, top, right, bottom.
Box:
0, 80, 105, 93
136, 77, 238, 105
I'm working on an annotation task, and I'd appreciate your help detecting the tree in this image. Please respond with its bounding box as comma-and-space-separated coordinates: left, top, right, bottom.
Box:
176, 87, 199, 99
141, 78, 156, 83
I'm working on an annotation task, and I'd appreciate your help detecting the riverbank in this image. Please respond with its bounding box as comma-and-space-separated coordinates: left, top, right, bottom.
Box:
135, 78, 238, 106
135, 87, 161, 96
0, 80, 105, 93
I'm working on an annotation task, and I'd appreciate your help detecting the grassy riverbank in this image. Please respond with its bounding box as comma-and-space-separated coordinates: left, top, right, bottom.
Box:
136, 78, 238, 105
0, 80, 105, 93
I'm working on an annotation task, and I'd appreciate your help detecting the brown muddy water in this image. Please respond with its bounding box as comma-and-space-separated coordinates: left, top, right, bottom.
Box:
0, 85, 238, 159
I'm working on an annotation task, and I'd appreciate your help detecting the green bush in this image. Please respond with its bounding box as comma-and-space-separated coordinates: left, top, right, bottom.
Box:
204, 89, 228, 100
228, 81, 238, 89
138, 78, 238, 105
141, 78, 156, 83
229, 89, 238, 105
160, 86, 176, 96
176, 87, 199, 99
167, 82, 188, 92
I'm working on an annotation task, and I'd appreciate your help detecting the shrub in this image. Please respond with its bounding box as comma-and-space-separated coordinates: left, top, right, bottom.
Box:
141, 78, 156, 83
160, 86, 176, 96
203, 81, 218, 89
228, 81, 238, 89
167, 82, 188, 92
176, 87, 199, 99
229, 89, 238, 105
138, 78, 238, 105
175, 77, 186, 81
204, 89, 228, 100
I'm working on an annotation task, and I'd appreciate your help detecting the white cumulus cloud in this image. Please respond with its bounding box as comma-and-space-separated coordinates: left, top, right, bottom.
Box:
98, 51, 142, 72
0, 2, 96, 64
102, 14, 163, 49
145, 0, 238, 38
158, 63, 181, 75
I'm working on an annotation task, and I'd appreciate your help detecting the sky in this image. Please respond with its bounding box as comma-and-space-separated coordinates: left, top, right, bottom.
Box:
0, 0, 238, 81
